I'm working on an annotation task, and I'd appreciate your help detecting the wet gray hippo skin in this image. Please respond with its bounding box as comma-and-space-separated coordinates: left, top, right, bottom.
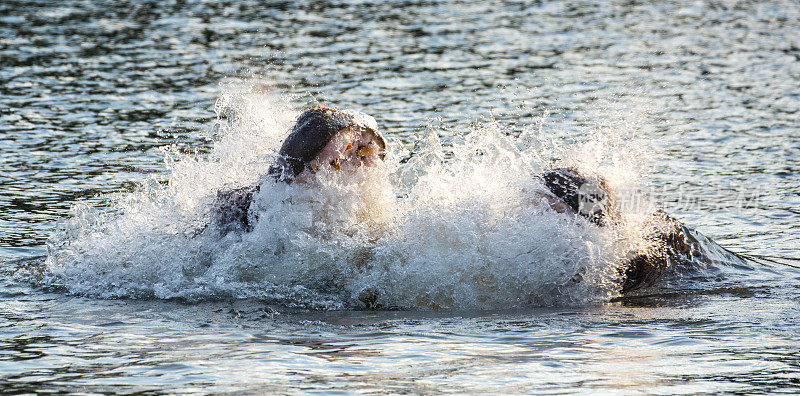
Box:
213, 106, 386, 235
541, 168, 701, 293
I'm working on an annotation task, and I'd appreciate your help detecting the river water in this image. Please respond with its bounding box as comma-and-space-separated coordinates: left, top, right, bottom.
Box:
1, 0, 799, 393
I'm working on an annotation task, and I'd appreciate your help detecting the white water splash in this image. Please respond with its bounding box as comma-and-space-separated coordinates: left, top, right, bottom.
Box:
40, 83, 661, 310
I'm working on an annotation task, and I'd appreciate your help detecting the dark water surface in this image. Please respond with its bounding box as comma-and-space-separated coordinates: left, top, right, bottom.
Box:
2, 0, 799, 393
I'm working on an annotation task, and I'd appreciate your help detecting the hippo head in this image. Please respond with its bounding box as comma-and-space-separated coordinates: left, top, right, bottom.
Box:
541, 168, 617, 226
269, 106, 387, 182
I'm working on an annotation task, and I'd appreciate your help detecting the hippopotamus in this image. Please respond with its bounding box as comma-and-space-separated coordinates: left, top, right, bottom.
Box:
210, 106, 698, 297
540, 167, 702, 293
212, 106, 387, 235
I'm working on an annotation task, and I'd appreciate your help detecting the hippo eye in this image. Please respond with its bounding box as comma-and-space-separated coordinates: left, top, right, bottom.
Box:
330, 159, 341, 171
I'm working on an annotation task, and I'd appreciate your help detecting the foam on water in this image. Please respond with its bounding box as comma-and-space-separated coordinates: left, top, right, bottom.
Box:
37, 84, 668, 310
